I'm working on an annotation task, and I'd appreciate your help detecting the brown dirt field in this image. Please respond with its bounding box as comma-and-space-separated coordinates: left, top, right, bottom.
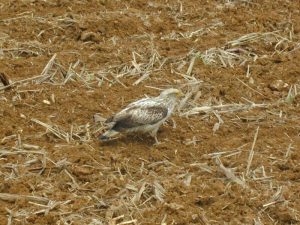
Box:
0, 0, 300, 224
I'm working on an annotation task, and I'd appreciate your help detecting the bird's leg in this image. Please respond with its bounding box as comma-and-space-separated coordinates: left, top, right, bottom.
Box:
154, 135, 160, 145
150, 129, 160, 145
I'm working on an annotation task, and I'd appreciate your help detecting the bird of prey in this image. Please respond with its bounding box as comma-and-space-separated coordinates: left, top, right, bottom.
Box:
99, 88, 183, 144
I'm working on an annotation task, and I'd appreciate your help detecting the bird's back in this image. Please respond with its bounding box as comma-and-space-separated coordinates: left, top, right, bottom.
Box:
106, 97, 168, 132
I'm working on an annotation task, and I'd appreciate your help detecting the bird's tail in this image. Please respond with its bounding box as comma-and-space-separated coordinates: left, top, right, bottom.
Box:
99, 129, 119, 141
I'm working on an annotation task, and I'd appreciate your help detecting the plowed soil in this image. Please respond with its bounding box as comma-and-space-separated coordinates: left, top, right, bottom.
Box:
0, 0, 300, 224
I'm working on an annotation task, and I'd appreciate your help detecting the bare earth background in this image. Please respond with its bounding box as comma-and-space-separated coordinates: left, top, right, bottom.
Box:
0, 0, 299, 224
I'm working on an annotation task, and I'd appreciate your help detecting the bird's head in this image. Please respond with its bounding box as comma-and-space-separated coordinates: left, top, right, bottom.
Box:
159, 88, 184, 98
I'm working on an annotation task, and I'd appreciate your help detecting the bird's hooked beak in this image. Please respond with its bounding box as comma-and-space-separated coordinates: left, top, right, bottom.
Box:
176, 90, 184, 97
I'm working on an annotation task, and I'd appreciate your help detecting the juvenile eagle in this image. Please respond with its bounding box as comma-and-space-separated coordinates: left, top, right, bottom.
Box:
100, 88, 183, 144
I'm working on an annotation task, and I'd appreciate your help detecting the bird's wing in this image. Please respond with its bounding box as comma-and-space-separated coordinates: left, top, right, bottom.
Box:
109, 103, 168, 131
105, 97, 161, 123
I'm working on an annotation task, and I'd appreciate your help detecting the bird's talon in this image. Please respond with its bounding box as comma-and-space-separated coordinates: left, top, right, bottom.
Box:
154, 141, 161, 146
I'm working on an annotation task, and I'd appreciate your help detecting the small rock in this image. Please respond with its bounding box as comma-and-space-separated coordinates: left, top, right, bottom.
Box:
80, 31, 99, 42
72, 166, 94, 175
165, 202, 184, 210
43, 100, 51, 105
269, 80, 288, 91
